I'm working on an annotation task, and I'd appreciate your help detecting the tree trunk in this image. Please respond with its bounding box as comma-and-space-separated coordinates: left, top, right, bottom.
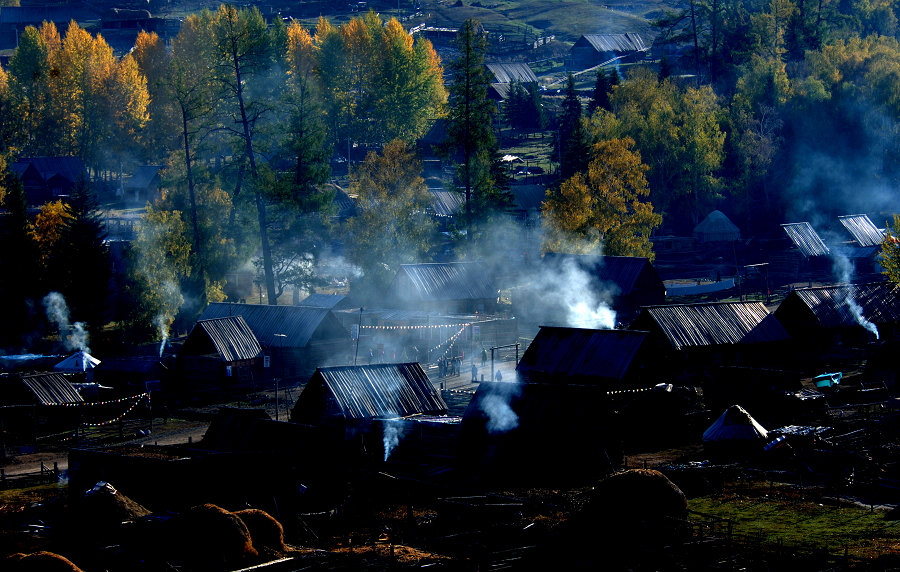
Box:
231, 40, 277, 305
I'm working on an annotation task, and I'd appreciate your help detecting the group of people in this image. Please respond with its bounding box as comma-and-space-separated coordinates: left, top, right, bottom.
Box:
437, 355, 462, 377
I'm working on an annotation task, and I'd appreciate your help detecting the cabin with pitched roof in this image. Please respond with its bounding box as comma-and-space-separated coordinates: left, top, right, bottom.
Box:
177, 315, 263, 395
195, 303, 352, 382
10, 157, 88, 205
631, 301, 791, 370
566, 33, 647, 70
774, 282, 900, 348
387, 262, 499, 314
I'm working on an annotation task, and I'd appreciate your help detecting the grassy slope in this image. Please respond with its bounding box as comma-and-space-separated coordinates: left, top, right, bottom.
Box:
425, 0, 660, 44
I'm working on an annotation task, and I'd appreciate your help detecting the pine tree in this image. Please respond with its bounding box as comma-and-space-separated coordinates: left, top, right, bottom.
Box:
0, 172, 42, 348
48, 177, 111, 335
589, 68, 610, 114
445, 19, 510, 254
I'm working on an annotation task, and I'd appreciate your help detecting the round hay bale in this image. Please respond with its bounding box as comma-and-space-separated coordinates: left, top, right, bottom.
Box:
233, 509, 287, 557
171, 504, 258, 570
5, 551, 84, 572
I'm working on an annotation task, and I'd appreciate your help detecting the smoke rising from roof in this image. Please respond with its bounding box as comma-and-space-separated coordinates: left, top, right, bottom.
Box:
43, 292, 90, 353
831, 253, 879, 339
383, 417, 405, 461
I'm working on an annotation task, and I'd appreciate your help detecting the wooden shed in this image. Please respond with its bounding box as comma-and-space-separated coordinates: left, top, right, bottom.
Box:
176, 315, 263, 396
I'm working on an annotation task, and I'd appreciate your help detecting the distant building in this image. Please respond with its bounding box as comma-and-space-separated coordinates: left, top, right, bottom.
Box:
10, 157, 88, 205
566, 33, 647, 71
123, 165, 163, 204
387, 262, 499, 314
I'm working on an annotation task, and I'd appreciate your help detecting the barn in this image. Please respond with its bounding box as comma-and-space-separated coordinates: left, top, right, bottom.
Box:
176, 315, 263, 397
0, 372, 83, 450
196, 303, 352, 382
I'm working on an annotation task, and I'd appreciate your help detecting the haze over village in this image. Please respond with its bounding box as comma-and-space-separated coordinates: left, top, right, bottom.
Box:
1, 0, 900, 569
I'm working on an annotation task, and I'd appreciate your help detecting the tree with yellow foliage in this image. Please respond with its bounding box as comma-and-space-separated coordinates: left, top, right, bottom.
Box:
543, 137, 661, 259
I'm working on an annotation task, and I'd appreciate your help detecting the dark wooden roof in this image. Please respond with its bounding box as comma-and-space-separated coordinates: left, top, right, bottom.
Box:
10, 157, 87, 184
197, 303, 349, 348
309, 363, 446, 419
185, 316, 262, 362
393, 262, 497, 302
124, 165, 162, 190
838, 214, 885, 247
635, 302, 789, 349
777, 282, 900, 328
782, 222, 830, 257
19, 372, 83, 405
517, 327, 648, 384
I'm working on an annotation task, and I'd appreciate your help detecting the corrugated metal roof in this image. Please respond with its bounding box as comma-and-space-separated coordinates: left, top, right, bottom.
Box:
517, 326, 647, 383
485, 63, 538, 84
782, 222, 830, 257
541, 254, 656, 295
579, 33, 647, 54
298, 294, 348, 309
638, 302, 789, 349
313, 363, 447, 419
784, 282, 900, 328
429, 189, 465, 217
197, 303, 348, 348
395, 262, 498, 302
838, 214, 885, 247
20, 372, 84, 405
191, 316, 262, 362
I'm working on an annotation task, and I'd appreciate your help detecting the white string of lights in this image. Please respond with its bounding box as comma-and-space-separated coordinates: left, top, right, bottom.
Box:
80, 394, 149, 427
430, 325, 467, 358
43, 392, 150, 407
361, 322, 472, 330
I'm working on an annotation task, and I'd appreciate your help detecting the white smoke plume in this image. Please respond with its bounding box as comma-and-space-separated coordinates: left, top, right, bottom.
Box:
831, 252, 879, 339
43, 292, 90, 353
517, 254, 618, 330
383, 418, 406, 461
480, 382, 521, 434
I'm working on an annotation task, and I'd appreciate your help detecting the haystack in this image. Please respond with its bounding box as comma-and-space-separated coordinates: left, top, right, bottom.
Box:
79, 481, 151, 529
233, 508, 288, 558
171, 504, 258, 570
545, 469, 689, 568
693, 209, 740, 243
5, 551, 84, 572
591, 468, 688, 522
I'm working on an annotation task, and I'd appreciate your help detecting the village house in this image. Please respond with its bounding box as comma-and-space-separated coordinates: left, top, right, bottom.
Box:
175, 315, 263, 398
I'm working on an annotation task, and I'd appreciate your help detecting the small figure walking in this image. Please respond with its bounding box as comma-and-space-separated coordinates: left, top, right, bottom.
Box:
471, 363, 478, 382
495, 369, 503, 382
481, 348, 487, 367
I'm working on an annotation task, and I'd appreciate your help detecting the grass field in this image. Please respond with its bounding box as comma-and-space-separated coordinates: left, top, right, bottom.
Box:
689, 482, 900, 559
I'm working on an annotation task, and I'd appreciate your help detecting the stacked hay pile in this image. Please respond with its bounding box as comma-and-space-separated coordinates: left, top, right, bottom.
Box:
4, 551, 84, 571
542, 469, 689, 569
